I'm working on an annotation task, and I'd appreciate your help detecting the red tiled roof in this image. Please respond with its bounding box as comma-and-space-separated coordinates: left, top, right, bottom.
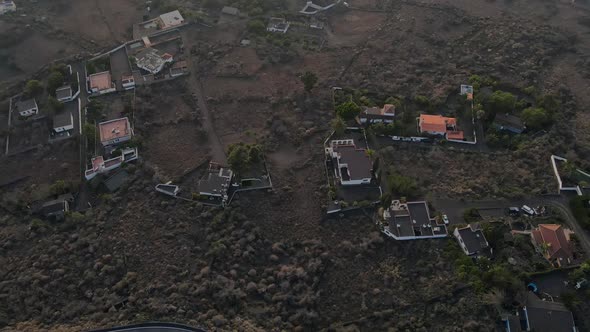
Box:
532, 224, 573, 261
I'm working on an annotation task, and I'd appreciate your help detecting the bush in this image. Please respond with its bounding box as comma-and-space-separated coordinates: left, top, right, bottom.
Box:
521, 107, 551, 130
301, 71, 318, 92
247, 20, 266, 34
485, 90, 516, 117
387, 172, 418, 197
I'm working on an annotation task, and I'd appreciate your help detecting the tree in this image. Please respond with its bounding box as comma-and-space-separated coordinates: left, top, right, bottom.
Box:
485, 90, 516, 115
301, 71, 318, 92
48, 96, 64, 114
227, 143, 263, 174
247, 20, 266, 34
521, 107, 550, 130
24, 80, 43, 97
331, 117, 345, 136
335, 101, 361, 120
47, 71, 65, 95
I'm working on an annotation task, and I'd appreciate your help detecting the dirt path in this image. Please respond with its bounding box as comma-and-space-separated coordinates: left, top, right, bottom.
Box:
182, 30, 227, 164
93, 0, 117, 43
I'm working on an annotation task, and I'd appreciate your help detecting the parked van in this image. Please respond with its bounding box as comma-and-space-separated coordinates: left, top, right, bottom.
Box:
521, 205, 536, 216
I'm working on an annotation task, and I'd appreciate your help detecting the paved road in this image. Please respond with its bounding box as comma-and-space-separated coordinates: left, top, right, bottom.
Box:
432, 195, 590, 256
72, 62, 90, 211
181, 29, 227, 164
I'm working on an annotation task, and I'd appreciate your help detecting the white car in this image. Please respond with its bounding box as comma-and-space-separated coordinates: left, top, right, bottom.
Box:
442, 214, 449, 225
392, 136, 401, 141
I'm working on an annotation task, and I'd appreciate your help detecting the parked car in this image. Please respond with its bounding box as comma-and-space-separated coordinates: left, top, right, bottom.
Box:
521, 205, 536, 216
392, 136, 401, 141
442, 214, 449, 225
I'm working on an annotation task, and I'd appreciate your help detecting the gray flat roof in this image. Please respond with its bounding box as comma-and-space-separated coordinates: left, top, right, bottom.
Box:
15, 98, 37, 111
53, 111, 73, 128
197, 168, 232, 196
336, 145, 372, 181
56, 85, 73, 100
456, 226, 489, 254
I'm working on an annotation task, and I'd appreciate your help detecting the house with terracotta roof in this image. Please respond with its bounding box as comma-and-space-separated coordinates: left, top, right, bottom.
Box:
418, 114, 464, 140
531, 224, 574, 267
98, 117, 133, 146
325, 139, 373, 186
359, 104, 396, 124
88, 71, 116, 95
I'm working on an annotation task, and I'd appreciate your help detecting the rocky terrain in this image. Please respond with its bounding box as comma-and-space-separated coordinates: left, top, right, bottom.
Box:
3, 0, 590, 331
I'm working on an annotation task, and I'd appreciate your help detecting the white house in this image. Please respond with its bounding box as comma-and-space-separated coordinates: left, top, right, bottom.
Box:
135, 48, 174, 75
85, 148, 138, 180
55, 85, 73, 102
325, 139, 372, 186
15, 98, 39, 117
53, 112, 74, 133
0, 1, 16, 15
267, 18, 290, 33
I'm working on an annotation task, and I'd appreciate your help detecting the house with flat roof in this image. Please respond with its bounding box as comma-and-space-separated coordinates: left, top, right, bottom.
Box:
326, 139, 373, 186
381, 200, 447, 240
502, 292, 577, 332
494, 113, 526, 134
55, 85, 74, 102
159, 10, 185, 29
531, 224, 573, 267
418, 114, 464, 140
0, 1, 16, 14
359, 104, 395, 124
88, 71, 116, 95
135, 48, 174, 75
98, 117, 133, 146
267, 17, 290, 33
85, 148, 138, 180
15, 98, 38, 117
196, 163, 234, 206
53, 112, 74, 133
453, 224, 492, 257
